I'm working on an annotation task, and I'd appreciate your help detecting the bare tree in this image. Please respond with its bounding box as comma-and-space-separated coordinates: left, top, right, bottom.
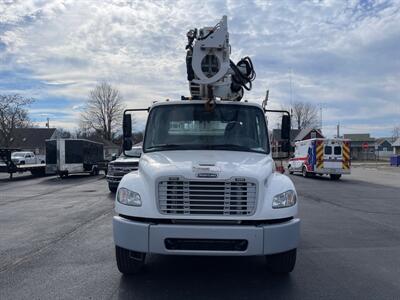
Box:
291, 101, 319, 130
53, 128, 72, 139
0, 94, 34, 147
81, 82, 125, 141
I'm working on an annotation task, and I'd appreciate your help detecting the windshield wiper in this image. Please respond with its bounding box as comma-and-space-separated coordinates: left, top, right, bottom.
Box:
146, 144, 187, 151
209, 144, 266, 153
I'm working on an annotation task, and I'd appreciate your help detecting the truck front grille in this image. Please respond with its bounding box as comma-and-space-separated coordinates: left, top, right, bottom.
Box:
157, 178, 257, 216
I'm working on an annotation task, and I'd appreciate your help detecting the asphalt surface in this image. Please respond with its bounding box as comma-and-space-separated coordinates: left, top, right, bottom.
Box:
0, 169, 400, 299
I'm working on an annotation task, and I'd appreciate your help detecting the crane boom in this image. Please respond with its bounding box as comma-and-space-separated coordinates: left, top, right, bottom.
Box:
185, 16, 256, 102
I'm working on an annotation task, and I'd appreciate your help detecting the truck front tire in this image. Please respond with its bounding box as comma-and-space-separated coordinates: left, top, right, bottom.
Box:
265, 248, 297, 274
288, 165, 294, 174
302, 166, 309, 178
109, 184, 118, 193
115, 246, 145, 275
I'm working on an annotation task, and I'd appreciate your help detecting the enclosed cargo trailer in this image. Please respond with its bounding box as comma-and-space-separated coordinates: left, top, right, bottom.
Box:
45, 139, 104, 177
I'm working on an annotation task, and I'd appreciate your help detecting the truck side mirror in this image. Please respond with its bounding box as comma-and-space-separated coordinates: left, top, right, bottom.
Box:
123, 139, 132, 151
123, 114, 132, 138
281, 115, 291, 140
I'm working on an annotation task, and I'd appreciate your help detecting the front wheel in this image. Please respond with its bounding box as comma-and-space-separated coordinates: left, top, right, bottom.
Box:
109, 184, 117, 193
266, 249, 297, 274
288, 165, 294, 174
90, 167, 99, 176
302, 166, 309, 178
115, 246, 145, 275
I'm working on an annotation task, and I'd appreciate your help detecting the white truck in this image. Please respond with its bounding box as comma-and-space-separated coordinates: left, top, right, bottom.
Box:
11, 151, 45, 165
288, 138, 351, 180
113, 16, 300, 275
0, 149, 46, 178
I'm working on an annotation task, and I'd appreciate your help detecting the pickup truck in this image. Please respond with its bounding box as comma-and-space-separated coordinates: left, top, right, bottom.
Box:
11, 151, 45, 165
0, 149, 46, 178
107, 146, 142, 192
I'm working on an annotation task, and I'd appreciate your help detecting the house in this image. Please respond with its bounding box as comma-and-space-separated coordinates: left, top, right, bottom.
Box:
293, 128, 324, 142
375, 138, 394, 159
270, 128, 300, 156
6, 128, 57, 155
393, 138, 400, 155
270, 127, 324, 157
343, 133, 376, 160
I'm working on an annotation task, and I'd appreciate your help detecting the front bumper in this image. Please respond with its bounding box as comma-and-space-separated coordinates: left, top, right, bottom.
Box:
315, 168, 350, 175
107, 175, 123, 184
113, 216, 300, 256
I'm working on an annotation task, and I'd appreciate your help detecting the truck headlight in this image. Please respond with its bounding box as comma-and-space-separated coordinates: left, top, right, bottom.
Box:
272, 190, 297, 209
117, 188, 142, 206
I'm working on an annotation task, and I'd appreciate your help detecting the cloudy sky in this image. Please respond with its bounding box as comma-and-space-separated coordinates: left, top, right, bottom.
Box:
0, 0, 399, 137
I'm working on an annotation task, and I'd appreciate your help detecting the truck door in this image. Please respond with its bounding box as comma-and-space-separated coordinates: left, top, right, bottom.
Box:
25, 153, 34, 164
323, 141, 342, 171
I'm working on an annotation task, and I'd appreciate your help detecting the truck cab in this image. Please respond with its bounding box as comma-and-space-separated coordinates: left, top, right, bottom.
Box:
113, 100, 300, 274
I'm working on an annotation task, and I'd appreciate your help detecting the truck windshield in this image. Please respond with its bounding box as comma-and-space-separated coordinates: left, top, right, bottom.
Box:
143, 104, 269, 154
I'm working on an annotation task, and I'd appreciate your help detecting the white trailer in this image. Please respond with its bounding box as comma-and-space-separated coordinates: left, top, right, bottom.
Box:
288, 138, 351, 180
45, 139, 104, 178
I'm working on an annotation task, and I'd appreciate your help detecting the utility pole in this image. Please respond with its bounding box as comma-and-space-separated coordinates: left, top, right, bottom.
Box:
319, 103, 323, 131
46, 118, 50, 128
289, 69, 293, 104
337, 122, 340, 138
318, 103, 326, 132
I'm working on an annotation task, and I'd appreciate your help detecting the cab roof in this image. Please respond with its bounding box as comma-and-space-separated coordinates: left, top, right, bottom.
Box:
149, 100, 263, 110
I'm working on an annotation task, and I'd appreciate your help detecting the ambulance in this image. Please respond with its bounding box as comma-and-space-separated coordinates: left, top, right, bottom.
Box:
288, 138, 351, 180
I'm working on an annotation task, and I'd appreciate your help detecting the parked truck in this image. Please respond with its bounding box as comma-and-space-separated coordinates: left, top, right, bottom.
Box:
288, 138, 351, 180
45, 139, 104, 178
11, 151, 45, 165
0, 149, 46, 178
107, 145, 142, 193
112, 16, 300, 275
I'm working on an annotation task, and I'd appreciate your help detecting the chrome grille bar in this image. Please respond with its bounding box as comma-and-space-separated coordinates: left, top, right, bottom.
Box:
158, 178, 257, 215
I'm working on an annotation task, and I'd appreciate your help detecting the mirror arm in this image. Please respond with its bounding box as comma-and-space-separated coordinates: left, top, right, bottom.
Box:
264, 109, 290, 117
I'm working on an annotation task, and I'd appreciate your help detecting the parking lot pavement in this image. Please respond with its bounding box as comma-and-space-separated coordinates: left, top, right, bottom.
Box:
1, 169, 400, 299
350, 165, 400, 187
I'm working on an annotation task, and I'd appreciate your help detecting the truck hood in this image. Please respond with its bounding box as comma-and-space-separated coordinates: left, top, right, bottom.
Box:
139, 150, 273, 182
110, 156, 140, 165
